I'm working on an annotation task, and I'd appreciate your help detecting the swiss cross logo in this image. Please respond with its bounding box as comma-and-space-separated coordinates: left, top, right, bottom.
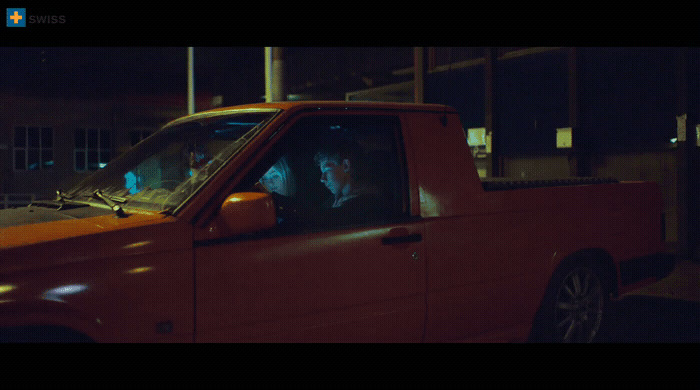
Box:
5, 8, 66, 26
6, 8, 26, 27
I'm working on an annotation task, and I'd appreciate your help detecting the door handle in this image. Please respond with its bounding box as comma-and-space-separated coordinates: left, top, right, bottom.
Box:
381, 233, 422, 245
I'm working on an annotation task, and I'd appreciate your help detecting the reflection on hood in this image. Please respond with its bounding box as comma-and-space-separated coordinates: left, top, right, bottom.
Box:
0, 204, 113, 229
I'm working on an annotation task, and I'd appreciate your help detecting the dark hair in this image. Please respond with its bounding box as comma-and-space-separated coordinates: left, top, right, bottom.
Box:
314, 138, 365, 180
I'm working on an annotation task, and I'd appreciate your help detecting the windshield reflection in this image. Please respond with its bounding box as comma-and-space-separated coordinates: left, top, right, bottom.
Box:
67, 110, 279, 212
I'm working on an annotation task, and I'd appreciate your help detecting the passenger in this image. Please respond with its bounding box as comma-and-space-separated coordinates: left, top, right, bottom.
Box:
313, 139, 386, 225
260, 156, 296, 197
187, 142, 213, 178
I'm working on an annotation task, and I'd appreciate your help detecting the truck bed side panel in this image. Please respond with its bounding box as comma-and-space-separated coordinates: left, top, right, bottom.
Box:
403, 109, 666, 342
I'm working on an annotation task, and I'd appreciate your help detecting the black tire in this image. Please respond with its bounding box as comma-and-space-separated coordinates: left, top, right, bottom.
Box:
530, 257, 612, 343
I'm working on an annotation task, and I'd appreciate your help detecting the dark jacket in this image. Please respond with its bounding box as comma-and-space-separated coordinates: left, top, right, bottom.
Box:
319, 192, 389, 228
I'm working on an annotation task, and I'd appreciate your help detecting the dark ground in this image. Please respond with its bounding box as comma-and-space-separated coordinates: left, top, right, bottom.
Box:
600, 259, 700, 343
602, 296, 700, 342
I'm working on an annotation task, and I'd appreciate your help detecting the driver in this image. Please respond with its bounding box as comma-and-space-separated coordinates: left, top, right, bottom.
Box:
313, 138, 386, 226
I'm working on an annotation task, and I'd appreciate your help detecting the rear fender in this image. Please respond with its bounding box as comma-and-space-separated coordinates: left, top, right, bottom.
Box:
553, 248, 618, 297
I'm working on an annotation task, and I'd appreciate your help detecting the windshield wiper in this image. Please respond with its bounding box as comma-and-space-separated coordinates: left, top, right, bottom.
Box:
25, 189, 89, 211
92, 190, 128, 218
56, 189, 73, 202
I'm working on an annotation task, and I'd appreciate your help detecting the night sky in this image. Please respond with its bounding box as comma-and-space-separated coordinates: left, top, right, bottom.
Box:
0, 47, 260, 101
0, 47, 414, 104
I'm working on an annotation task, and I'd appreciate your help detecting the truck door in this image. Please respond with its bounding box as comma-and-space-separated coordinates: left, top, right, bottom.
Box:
194, 113, 426, 342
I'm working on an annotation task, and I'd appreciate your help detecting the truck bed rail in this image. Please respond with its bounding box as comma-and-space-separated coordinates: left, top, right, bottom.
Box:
481, 177, 619, 191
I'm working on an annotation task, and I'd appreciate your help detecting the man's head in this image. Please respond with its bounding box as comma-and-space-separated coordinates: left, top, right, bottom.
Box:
314, 139, 363, 196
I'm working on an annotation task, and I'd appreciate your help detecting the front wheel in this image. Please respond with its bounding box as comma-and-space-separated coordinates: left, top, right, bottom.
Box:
531, 261, 610, 343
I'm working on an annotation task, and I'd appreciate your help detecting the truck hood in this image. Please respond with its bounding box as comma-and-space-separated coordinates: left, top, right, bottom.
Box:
0, 203, 114, 229
0, 205, 183, 273
0, 205, 168, 249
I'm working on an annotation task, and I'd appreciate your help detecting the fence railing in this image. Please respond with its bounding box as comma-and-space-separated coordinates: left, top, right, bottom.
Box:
0, 193, 36, 209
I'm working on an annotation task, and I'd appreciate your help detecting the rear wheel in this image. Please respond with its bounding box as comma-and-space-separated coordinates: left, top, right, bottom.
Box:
530, 259, 611, 343
553, 266, 605, 342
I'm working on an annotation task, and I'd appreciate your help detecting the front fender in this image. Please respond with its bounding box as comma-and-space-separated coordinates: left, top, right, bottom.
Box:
0, 299, 101, 342
0, 217, 194, 343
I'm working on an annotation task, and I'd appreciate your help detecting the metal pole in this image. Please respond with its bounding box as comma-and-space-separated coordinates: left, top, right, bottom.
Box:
413, 47, 426, 104
187, 47, 195, 114
272, 48, 286, 102
265, 47, 272, 102
485, 47, 500, 177
265, 47, 286, 102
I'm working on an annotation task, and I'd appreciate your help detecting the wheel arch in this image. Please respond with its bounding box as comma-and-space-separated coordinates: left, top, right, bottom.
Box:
0, 301, 101, 343
557, 248, 618, 298
0, 324, 95, 342
529, 247, 618, 342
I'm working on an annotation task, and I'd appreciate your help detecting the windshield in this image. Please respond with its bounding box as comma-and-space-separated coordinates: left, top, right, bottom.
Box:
66, 109, 279, 212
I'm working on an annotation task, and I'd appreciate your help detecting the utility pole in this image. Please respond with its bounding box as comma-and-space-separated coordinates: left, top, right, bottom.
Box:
485, 47, 500, 177
265, 48, 272, 102
187, 47, 195, 114
265, 47, 286, 102
413, 47, 427, 103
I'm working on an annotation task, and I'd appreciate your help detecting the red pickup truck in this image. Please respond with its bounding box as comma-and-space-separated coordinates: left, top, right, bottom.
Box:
0, 101, 672, 342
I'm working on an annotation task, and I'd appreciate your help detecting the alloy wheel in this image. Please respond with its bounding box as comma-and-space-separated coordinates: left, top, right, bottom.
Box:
554, 267, 604, 343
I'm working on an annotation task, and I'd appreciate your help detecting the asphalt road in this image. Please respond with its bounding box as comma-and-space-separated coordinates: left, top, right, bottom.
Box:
600, 259, 700, 343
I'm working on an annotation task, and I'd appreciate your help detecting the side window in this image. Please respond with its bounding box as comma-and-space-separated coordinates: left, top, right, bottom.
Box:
75, 128, 111, 171
241, 114, 406, 233
13, 126, 53, 171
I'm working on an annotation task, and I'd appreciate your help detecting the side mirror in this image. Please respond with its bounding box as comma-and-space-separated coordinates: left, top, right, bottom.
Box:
216, 192, 277, 236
